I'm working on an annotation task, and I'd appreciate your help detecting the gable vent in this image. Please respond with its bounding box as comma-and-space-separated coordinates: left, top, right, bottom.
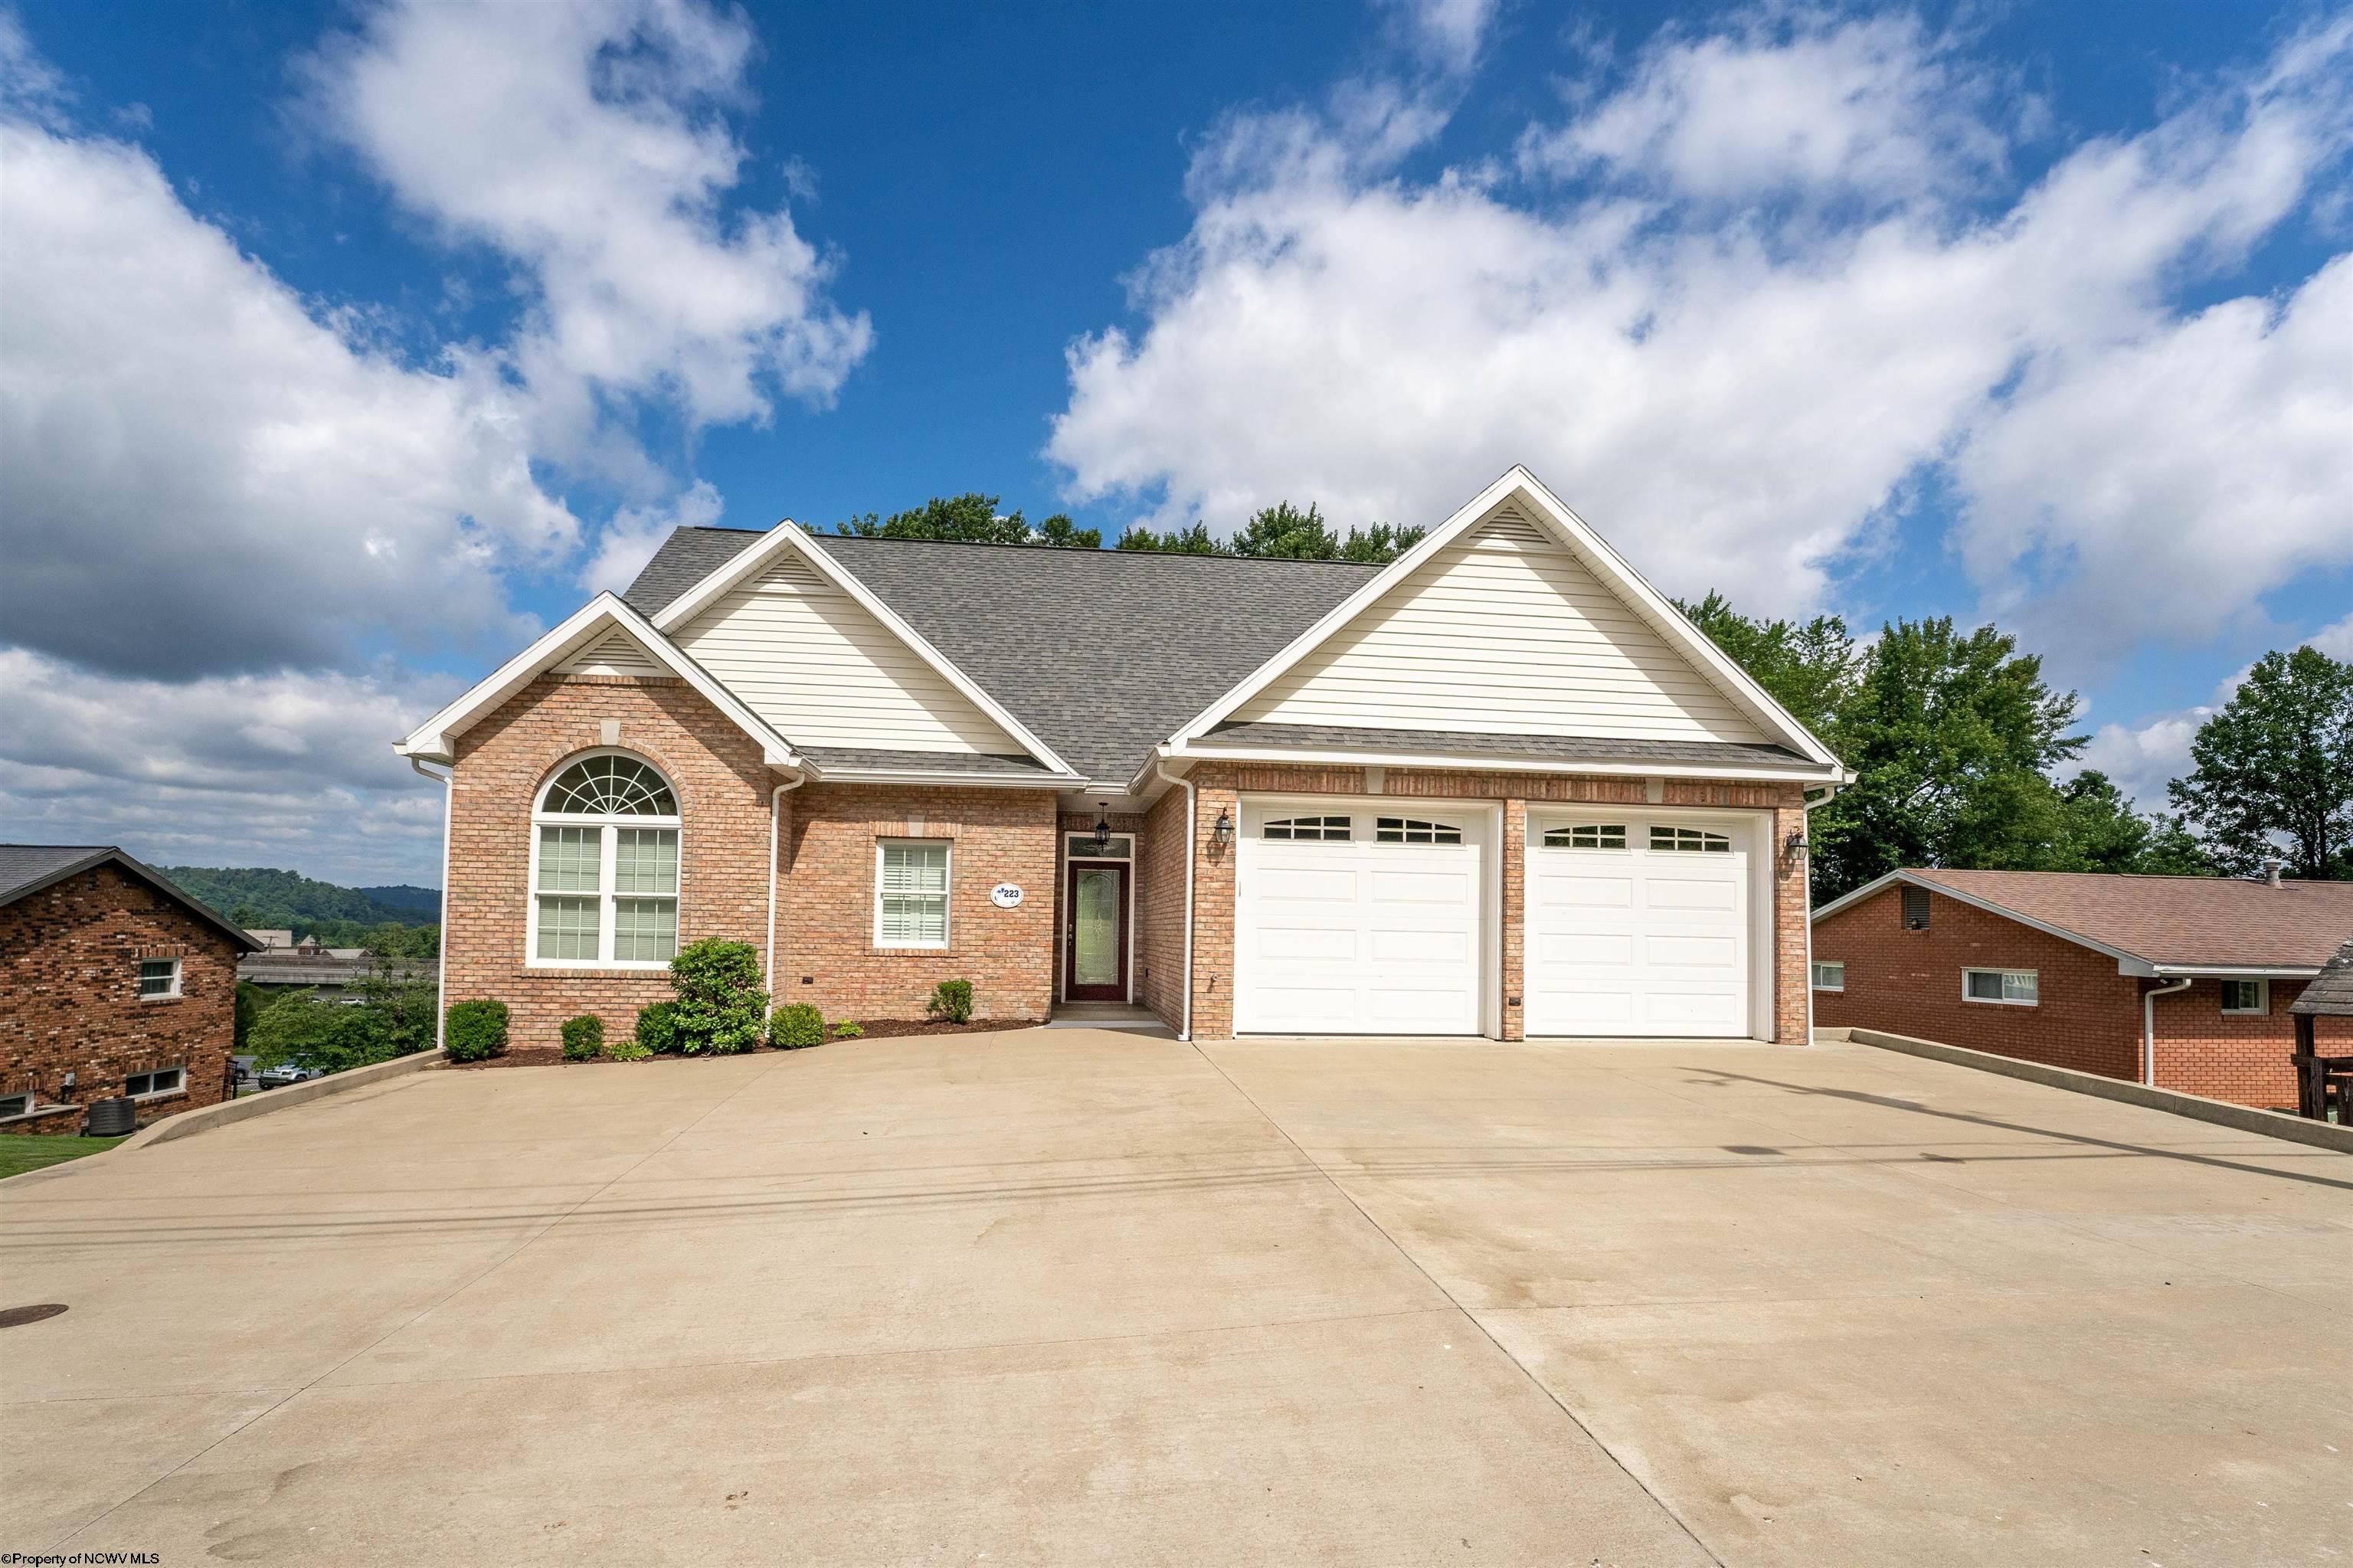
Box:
1474, 506, 1549, 546
754, 552, 829, 591
558, 627, 665, 677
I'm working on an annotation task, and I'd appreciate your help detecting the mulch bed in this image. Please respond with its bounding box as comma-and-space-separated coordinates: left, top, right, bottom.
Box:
441, 1017, 1038, 1070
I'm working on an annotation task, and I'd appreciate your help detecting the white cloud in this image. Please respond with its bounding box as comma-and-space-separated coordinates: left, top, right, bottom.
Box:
579, 480, 723, 594
2306, 613, 2353, 660
0, 113, 569, 678
0, 649, 449, 883
305, 0, 874, 472
1048, 11, 2353, 656
2076, 712, 2207, 809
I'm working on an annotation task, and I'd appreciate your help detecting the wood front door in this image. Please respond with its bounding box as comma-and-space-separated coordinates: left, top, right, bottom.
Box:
1065, 861, 1131, 1002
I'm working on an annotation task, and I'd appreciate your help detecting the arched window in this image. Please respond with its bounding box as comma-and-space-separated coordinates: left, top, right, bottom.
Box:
530, 754, 681, 967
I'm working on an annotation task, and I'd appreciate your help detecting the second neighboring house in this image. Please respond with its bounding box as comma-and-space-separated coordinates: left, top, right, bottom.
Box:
0, 846, 259, 1132
238, 946, 440, 1003
396, 466, 1851, 1049
1811, 868, 2353, 1111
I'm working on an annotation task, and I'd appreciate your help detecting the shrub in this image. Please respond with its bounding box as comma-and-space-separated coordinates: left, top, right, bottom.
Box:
633, 1000, 682, 1055
604, 1038, 653, 1062
560, 1015, 604, 1062
830, 1020, 865, 1039
770, 1003, 825, 1050
926, 979, 974, 1025
669, 938, 770, 1054
444, 998, 509, 1062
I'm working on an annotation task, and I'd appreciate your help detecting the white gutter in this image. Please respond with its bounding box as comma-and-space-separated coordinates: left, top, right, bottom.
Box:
765, 776, 807, 1020
407, 757, 454, 1054
2142, 976, 2192, 1087
1152, 762, 1196, 1042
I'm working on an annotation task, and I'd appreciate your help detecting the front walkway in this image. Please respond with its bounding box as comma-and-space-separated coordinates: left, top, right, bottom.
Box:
3, 1033, 2346, 1564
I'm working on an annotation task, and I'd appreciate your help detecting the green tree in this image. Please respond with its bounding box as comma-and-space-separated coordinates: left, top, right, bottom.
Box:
1230, 501, 1340, 558
2168, 646, 2353, 878
1674, 592, 1860, 739
2044, 771, 2210, 875
1116, 521, 1227, 555
1808, 617, 2086, 899
1032, 512, 1101, 549
244, 960, 437, 1074
1337, 522, 1427, 564
830, 492, 1033, 544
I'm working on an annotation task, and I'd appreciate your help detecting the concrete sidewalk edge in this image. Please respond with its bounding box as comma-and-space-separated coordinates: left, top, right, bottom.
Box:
0, 1049, 444, 1190
1824, 1026, 2353, 1155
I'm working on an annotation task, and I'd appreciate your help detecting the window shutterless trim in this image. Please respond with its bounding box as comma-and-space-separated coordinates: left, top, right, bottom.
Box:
873, 839, 953, 950
1811, 961, 1844, 992
2218, 977, 2269, 1015
1962, 967, 2038, 1006
136, 957, 182, 1000
525, 749, 682, 971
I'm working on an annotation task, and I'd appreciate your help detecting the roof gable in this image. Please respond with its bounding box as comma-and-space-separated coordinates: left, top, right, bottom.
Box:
1173, 469, 1842, 768
0, 845, 260, 950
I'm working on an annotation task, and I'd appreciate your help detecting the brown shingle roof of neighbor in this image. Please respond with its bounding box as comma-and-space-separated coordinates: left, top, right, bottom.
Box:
2290, 937, 2353, 1016
0, 844, 261, 951
1902, 869, 2353, 971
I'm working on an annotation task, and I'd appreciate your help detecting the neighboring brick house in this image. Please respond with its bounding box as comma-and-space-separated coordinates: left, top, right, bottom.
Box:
1811, 868, 2353, 1111
0, 846, 260, 1133
398, 467, 1851, 1048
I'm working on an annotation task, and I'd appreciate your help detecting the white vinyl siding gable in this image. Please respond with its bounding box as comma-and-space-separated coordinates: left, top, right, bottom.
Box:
673, 557, 1023, 755
555, 627, 666, 677
1232, 507, 1770, 744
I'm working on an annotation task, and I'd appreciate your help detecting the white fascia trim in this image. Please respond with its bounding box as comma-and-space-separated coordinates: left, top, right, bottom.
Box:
1165, 740, 1840, 785
647, 522, 1080, 780
1810, 869, 2155, 974
394, 592, 803, 771
1164, 466, 1846, 772
2147, 964, 2322, 979
812, 764, 1084, 788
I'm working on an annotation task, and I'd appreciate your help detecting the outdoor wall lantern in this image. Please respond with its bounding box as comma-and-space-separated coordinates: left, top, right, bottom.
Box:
1784, 831, 1808, 857
1212, 809, 1234, 847
1091, 807, 1113, 853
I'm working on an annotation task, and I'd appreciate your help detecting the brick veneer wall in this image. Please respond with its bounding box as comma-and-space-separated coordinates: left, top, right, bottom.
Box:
1812, 884, 2144, 1080
0, 862, 239, 1131
777, 784, 1058, 1021
2148, 978, 2309, 1111
448, 674, 775, 1049
1137, 787, 1190, 1030
1179, 762, 1809, 1042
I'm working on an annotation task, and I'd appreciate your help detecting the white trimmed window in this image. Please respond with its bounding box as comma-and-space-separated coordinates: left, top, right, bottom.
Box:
136, 957, 181, 999
1963, 968, 2037, 1006
875, 840, 951, 948
1545, 823, 1628, 849
126, 1067, 185, 1098
1811, 961, 1845, 991
1262, 815, 1351, 841
2220, 979, 2269, 1015
1375, 817, 1463, 844
0, 1092, 34, 1119
530, 754, 681, 968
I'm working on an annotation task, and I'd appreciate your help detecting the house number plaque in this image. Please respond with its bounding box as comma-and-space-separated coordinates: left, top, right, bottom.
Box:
990, 882, 1024, 908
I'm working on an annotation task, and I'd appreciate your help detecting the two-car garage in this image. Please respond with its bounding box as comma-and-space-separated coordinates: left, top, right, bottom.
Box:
1231, 797, 1762, 1039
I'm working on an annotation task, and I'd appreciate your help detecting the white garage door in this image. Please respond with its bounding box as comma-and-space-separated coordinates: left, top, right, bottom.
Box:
1525, 815, 1751, 1037
1234, 803, 1484, 1034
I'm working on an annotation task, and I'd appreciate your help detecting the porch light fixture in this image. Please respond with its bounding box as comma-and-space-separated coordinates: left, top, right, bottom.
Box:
1784, 831, 1808, 857
1091, 806, 1112, 853
1212, 809, 1234, 848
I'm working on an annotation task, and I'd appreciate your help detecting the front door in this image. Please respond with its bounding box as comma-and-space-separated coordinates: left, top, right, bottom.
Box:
1065, 861, 1131, 1001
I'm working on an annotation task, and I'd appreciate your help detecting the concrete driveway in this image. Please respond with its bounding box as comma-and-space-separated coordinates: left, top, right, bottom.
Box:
3, 1033, 2347, 1566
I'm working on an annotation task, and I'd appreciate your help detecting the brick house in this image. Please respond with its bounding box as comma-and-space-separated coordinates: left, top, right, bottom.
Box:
398, 468, 1851, 1049
1811, 867, 2353, 1111
1, 846, 260, 1132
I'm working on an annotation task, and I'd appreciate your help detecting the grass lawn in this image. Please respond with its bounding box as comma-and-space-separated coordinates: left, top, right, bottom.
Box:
0, 1135, 126, 1180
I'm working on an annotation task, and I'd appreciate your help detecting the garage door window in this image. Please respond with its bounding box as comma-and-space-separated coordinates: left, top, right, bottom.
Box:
1543, 823, 1626, 849
1262, 815, 1351, 841
1375, 817, 1463, 844
1649, 826, 1732, 853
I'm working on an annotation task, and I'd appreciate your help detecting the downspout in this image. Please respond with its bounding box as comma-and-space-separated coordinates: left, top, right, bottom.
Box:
1796, 784, 1841, 1046
1153, 762, 1195, 1042
407, 757, 453, 1055
2142, 975, 2192, 1087
765, 776, 807, 1020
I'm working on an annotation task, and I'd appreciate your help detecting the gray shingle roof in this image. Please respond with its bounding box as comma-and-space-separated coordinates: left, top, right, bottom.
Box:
0, 844, 260, 949
2291, 936, 2353, 1016
1199, 722, 1815, 770
799, 747, 1062, 777
625, 528, 1379, 782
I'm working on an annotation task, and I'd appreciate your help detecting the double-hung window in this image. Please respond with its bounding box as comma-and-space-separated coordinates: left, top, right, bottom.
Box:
531, 754, 681, 967
876, 841, 951, 948
136, 957, 181, 999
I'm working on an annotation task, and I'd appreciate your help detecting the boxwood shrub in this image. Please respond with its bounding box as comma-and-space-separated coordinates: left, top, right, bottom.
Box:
444, 998, 509, 1062
669, 938, 769, 1055
633, 1000, 682, 1055
770, 1003, 825, 1050
926, 979, 974, 1025
559, 1015, 604, 1062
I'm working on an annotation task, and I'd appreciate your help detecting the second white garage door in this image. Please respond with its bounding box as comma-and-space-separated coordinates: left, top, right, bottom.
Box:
1234, 803, 1485, 1035
1525, 814, 1752, 1037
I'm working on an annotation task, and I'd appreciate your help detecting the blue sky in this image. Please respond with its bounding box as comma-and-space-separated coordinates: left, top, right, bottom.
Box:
3, 0, 2348, 883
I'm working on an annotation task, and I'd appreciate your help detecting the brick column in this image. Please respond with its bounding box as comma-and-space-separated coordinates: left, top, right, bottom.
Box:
1190, 767, 1240, 1039
1500, 797, 1527, 1041
1772, 802, 1811, 1043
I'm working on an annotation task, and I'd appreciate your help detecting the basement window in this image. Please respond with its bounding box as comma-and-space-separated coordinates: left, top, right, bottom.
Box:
2220, 979, 2269, 1015
125, 1067, 185, 1098
1811, 961, 1845, 992
1963, 968, 2037, 1007
0, 1093, 33, 1119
